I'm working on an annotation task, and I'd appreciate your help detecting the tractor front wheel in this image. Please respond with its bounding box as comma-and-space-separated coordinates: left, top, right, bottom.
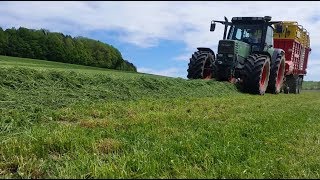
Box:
187, 50, 216, 79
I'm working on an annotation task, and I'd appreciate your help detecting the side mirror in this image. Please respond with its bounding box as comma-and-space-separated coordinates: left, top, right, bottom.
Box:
275, 24, 283, 33
210, 22, 216, 32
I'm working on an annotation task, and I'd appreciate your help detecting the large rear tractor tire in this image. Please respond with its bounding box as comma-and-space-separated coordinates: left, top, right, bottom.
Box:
242, 54, 271, 95
267, 55, 285, 94
187, 50, 216, 79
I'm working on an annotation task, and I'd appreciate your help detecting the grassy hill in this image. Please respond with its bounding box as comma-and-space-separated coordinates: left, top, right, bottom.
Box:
1, 55, 320, 178
0, 55, 140, 77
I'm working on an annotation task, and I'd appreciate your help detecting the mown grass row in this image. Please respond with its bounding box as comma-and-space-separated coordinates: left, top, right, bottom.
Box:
0, 66, 237, 132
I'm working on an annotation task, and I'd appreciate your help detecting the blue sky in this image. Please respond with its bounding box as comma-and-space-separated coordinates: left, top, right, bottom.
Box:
0, 1, 319, 80
87, 29, 188, 77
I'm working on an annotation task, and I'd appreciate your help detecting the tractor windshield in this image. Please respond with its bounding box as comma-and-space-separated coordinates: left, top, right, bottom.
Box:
228, 25, 263, 44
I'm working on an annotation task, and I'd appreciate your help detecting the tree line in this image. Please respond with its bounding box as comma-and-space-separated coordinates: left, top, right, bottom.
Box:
0, 27, 137, 72
303, 81, 320, 90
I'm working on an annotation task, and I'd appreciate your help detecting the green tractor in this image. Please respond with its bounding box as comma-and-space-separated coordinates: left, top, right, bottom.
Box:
187, 16, 286, 95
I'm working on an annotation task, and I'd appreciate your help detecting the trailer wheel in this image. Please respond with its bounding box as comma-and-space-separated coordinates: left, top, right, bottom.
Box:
297, 77, 301, 94
298, 76, 303, 93
293, 76, 299, 94
267, 55, 285, 94
242, 54, 271, 95
286, 75, 299, 94
283, 86, 290, 94
187, 50, 216, 79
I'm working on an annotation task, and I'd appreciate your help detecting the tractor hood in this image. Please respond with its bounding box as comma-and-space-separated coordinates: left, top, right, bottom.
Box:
217, 40, 251, 59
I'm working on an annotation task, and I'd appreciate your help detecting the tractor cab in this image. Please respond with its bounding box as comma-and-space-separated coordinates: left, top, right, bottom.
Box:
212, 16, 276, 54
208, 16, 281, 81
226, 17, 275, 53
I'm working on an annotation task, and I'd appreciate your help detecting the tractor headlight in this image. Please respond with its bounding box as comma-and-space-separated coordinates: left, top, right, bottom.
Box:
217, 54, 223, 57
227, 54, 234, 58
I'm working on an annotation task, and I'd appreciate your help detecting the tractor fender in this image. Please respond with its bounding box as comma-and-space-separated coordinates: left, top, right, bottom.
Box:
197, 47, 215, 55
271, 48, 285, 62
254, 51, 272, 62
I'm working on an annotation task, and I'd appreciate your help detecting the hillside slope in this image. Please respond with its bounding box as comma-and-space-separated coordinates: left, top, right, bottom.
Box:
1, 55, 320, 178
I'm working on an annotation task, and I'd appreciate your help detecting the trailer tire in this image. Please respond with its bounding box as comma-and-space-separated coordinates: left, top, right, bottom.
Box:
286, 75, 299, 94
267, 55, 285, 94
283, 86, 290, 94
242, 54, 271, 95
298, 76, 303, 93
187, 50, 216, 79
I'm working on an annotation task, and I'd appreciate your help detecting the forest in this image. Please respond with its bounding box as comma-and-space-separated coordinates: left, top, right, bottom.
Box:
0, 27, 137, 72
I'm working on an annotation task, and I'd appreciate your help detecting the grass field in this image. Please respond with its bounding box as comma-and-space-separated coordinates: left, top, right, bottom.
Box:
1, 55, 320, 178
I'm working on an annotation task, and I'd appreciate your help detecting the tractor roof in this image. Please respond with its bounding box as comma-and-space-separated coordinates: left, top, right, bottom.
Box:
231, 16, 272, 24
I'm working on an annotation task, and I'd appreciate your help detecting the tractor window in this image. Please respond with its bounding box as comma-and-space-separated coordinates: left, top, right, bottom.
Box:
235, 29, 242, 39
265, 26, 273, 46
228, 25, 262, 44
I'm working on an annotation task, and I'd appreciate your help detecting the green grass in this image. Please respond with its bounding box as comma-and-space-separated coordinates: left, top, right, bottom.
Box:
1, 55, 320, 178
0, 55, 154, 78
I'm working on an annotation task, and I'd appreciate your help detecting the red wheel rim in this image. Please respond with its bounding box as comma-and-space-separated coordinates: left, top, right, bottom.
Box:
276, 60, 285, 90
259, 61, 269, 91
203, 58, 212, 79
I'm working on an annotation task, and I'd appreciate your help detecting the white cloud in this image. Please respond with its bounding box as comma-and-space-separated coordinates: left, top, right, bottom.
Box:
138, 67, 184, 78
0, 1, 320, 80
3, 1, 319, 49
